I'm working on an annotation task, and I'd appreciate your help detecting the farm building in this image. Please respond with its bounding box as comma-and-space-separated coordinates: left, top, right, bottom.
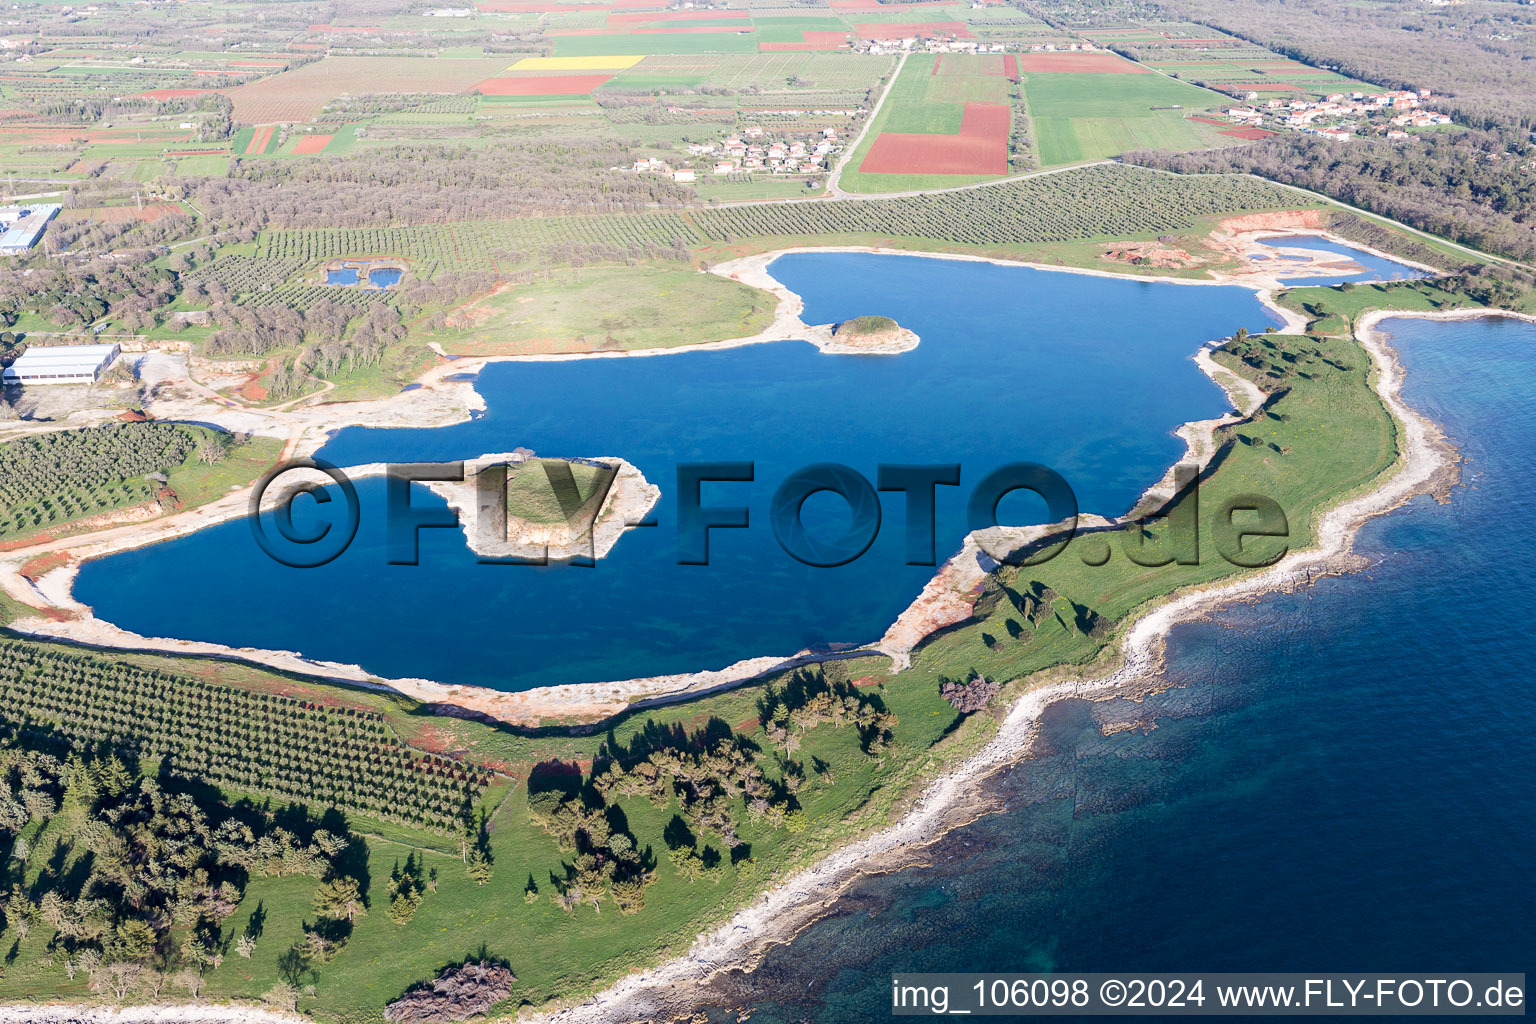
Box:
0, 203, 61, 253
2, 343, 120, 384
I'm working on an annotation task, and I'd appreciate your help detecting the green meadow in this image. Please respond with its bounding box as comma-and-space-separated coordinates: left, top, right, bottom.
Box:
421, 263, 775, 356
1022, 71, 1231, 165
838, 53, 1010, 194
551, 33, 760, 57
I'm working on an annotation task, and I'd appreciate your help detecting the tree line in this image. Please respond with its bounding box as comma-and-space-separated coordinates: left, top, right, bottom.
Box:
182, 141, 695, 234
1160, 0, 1536, 135
1124, 131, 1536, 262
0, 741, 356, 1006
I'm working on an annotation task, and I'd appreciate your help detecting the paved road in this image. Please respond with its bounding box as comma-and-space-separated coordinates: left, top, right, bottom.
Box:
823, 51, 906, 199
716, 49, 1113, 210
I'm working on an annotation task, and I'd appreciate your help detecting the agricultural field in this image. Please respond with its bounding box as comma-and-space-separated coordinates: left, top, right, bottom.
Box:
237, 165, 1307, 277
1079, 23, 1383, 102
0, 423, 280, 544
253, 212, 703, 273
609, 51, 889, 94
1018, 59, 1237, 165
693, 163, 1307, 256
0, 630, 954, 1022
841, 53, 1017, 193
224, 56, 514, 123
0, 641, 495, 833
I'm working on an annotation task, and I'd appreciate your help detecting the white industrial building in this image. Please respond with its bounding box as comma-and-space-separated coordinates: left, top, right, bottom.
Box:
0, 203, 61, 254
2, 343, 120, 384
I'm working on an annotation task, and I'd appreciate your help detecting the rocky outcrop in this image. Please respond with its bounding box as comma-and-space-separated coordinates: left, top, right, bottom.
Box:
384, 962, 515, 1024
806, 316, 920, 355
422, 452, 659, 562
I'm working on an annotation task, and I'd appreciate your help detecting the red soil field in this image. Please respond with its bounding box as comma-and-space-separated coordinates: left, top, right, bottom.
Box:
759, 30, 849, 51
291, 133, 334, 153
932, 54, 1009, 76
1186, 115, 1229, 125
476, 74, 615, 95
225, 56, 512, 122
244, 124, 274, 154
855, 21, 973, 39
1003, 54, 1018, 81
19, 551, 73, 582
1013, 52, 1147, 73
860, 101, 1008, 175
1220, 127, 1277, 140
140, 88, 215, 100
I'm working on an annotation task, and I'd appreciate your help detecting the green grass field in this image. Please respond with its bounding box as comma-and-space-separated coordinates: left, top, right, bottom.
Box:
169, 155, 231, 176
1022, 71, 1232, 166
422, 263, 775, 356
837, 53, 1011, 195
551, 33, 760, 57
1278, 278, 1527, 336
505, 458, 610, 524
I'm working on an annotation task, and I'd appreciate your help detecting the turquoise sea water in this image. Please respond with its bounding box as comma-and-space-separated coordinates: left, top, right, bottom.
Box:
73, 253, 1280, 691
695, 315, 1536, 1021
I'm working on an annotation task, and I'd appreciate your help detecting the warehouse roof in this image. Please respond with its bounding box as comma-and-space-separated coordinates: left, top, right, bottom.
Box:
3, 343, 120, 380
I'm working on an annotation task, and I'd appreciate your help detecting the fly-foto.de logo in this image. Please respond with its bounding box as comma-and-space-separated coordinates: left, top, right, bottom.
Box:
248, 458, 1290, 571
